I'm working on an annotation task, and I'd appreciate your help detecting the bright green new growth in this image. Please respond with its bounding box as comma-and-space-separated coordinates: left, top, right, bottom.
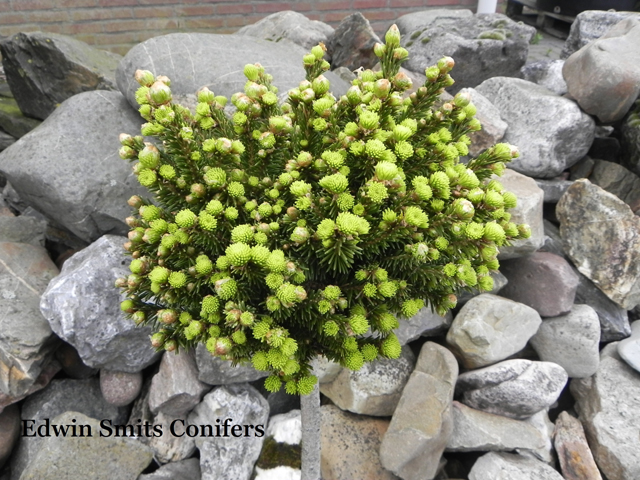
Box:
117, 25, 529, 395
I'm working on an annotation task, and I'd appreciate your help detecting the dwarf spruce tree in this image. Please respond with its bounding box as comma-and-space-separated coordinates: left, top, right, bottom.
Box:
117, 25, 529, 396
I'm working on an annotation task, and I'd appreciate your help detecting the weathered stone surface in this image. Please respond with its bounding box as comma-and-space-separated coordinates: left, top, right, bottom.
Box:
396, 8, 473, 35
561, 10, 640, 58
0, 404, 19, 469
0, 360, 60, 414
19, 411, 152, 480
571, 343, 640, 480
253, 410, 301, 478
589, 160, 640, 213
188, 384, 269, 480
147, 411, 197, 464
476, 77, 595, 178
0, 242, 59, 397
456, 359, 568, 420
499, 252, 579, 317
320, 345, 415, 416
400, 12, 535, 93
541, 219, 631, 342
117, 33, 349, 112
236, 11, 333, 51
321, 404, 398, 480
553, 411, 602, 480
327, 13, 380, 71
557, 179, 640, 310
446, 294, 541, 369
149, 350, 210, 417
0, 90, 145, 242
0, 215, 46, 246
459, 87, 507, 158
469, 452, 563, 480
400, 307, 452, 342
0, 96, 41, 139
0, 32, 121, 120
138, 458, 201, 480
520, 59, 567, 96
498, 169, 545, 259
100, 369, 143, 407
617, 320, 640, 373
621, 105, 640, 176
380, 342, 458, 480
0, 130, 15, 151
195, 343, 268, 385
310, 355, 342, 384
11, 377, 128, 480
534, 178, 574, 204
40, 235, 160, 372
446, 401, 548, 456
530, 305, 600, 378
563, 18, 640, 123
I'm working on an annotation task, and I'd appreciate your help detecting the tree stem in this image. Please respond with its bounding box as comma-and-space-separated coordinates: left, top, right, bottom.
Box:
300, 382, 321, 480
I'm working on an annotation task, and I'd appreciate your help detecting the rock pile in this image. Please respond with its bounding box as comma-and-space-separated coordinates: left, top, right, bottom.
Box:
1, 7, 640, 480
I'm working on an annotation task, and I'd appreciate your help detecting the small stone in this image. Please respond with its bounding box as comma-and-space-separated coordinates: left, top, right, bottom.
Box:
617, 320, 640, 373
0, 360, 60, 414
446, 294, 541, 369
0, 215, 46, 246
553, 411, 602, 480
475, 77, 595, 178
195, 343, 268, 385
100, 369, 143, 407
40, 235, 160, 372
459, 87, 507, 158
446, 401, 548, 457
469, 452, 563, 480
138, 458, 201, 480
149, 349, 211, 417
456, 359, 568, 420
188, 383, 269, 480
380, 342, 458, 480
19, 411, 152, 480
498, 252, 579, 317
146, 411, 196, 464
321, 404, 398, 480
320, 345, 415, 416
563, 18, 640, 123
327, 13, 381, 71
397, 307, 453, 342
235, 11, 333, 51
0, 242, 59, 397
571, 343, 640, 480
530, 305, 600, 378
497, 169, 544, 259
0, 404, 20, 469
520, 59, 567, 96
534, 177, 574, 203
557, 179, 640, 310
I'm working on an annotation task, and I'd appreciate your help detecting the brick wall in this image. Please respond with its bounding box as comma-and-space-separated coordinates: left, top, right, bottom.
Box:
0, 0, 505, 56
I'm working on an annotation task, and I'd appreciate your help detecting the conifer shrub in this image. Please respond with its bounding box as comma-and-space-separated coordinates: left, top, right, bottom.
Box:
116, 25, 529, 395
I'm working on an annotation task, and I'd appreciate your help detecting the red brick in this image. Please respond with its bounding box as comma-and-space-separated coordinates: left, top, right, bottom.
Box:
0, 12, 28, 24
0, 24, 40, 36
0, 1, 12, 12
354, 0, 388, 8
364, 10, 397, 20
390, 0, 429, 6
138, 0, 180, 4
58, 0, 98, 7
175, 5, 217, 16
133, 6, 176, 18
38, 24, 66, 34
26, 10, 70, 23
254, 2, 294, 13
216, 3, 254, 15
322, 12, 352, 23
98, 0, 139, 5
110, 45, 134, 56
75, 34, 98, 45
225, 15, 262, 28
93, 31, 141, 45
314, 0, 354, 11
178, 17, 225, 29
70, 8, 134, 22
67, 22, 104, 34
428, 0, 461, 4
12, 0, 59, 10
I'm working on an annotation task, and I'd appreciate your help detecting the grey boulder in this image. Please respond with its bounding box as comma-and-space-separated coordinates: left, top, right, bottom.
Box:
456, 359, 568, 420
236, 11, 333, 51
617, 320, 640, 373
557, 179, 640, 310
469, 452, 563, 480
530, 304, 600, 378
0, 242, 59, 397
589, 159, 640, 214
100, 369, 143, 407
553, 411, 603, 480
327, 13, 381, 71
0, 32, 121, 120
520, 59, 567, 96
475, 77, 595, 178
138, 458, 201, 480
40, 235, 160, 372
446, 294, 541, 369
116, 33, 349, 112
400, 12, 535, 93
0, 90, 145, 243
563, 17, 640, 123
195, 343, 268, 385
